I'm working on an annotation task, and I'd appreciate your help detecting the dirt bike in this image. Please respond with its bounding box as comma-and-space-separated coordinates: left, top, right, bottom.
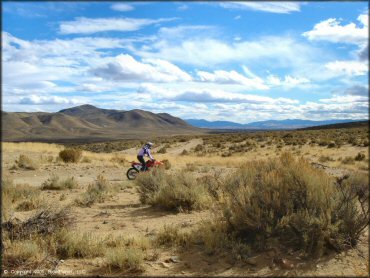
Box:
126, 160, 164, 180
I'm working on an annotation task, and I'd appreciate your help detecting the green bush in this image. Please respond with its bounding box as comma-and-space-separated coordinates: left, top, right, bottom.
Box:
221, 152, 369, 257
59, 148, 82, 163
135, 169, 211, 212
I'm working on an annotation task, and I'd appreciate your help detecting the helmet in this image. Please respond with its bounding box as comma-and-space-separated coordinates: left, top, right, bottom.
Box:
146, 142, 154, 148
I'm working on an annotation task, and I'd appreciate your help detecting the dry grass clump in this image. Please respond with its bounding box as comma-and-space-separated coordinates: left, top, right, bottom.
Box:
342, 156, 355, 164
59, 148, 82, 163
2, 179, 43, 213
221, 152, 369, 257
104, 235, 153, 273
12, 154, 38, 170
161, 159, 171, 169
354, 152, 366, 161
155, 225, 191, 247
41, 175, 78, 190
105, 247, 145, 273
157, 147, 167, 154
319, 155, 334, 163
54, 229, 104, 259
75, 175, 111, 207
135, 169, 212, 212
2, 240, 46, 268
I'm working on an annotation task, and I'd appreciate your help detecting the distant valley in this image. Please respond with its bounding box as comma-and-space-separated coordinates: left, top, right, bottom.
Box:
185, 118, 368, 130
2, 104, 367, 142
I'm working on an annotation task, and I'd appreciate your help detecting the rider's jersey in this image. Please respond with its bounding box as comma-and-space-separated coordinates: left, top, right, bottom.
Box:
138, 146, 154, 160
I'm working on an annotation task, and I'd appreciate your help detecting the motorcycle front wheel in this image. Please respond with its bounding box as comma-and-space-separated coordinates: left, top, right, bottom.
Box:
127, 168, 139, 180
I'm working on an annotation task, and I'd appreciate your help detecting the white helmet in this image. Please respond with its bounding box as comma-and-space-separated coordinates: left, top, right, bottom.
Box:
146, 142, 154, 148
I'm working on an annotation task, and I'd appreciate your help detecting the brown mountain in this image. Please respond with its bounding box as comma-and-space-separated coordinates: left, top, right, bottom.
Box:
2, 105, 203, 142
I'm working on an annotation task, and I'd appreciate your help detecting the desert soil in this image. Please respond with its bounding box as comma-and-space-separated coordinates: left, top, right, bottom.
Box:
2, 140, 369, 276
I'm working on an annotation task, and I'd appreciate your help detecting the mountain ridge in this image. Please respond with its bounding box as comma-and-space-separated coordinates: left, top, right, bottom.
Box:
185, 118, 368, 130
2, 104, 203, 142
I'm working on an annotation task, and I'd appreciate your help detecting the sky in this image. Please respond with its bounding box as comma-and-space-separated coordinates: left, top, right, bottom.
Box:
2, 1, 369, 123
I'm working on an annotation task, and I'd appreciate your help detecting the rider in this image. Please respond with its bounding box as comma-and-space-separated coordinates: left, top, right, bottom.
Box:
137, 142, 155, 171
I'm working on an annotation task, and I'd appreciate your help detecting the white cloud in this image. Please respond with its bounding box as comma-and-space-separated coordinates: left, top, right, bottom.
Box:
197, 70, 268, 90
59, 17, 176, 34
302, 13, 368, 45
220, 2, 301, 14
177, 4, 188, 11
110, 3, 134, 12
91, 54, 192, 83
17, 95, 82, 105
137, 34, 320, 68
325, 61, 368, 76
137, 83, 297, 105
267, 75, 310, 87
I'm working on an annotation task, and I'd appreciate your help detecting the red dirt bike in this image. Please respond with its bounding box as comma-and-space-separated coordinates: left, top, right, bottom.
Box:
126, 160, 164, 180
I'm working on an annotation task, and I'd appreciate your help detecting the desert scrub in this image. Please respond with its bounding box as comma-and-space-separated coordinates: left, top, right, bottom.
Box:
162, 159, 171, 170
135, 169, 212, 212
354, 152, 366, 161
2, 240, 46, 268
104, 234, 153, 273
155, 225, 191, 247
54, 229, 104, 259
59, 148, 82, 163
13, 154, 38, 170
221, 152, 369, 257
105, 247, 145, 273
41, 175, 78, 190
2, 180, 42, 212
319, 155, 334, 163
157, 147, 167, 154
75, 175, 111, 207
342, 156, 355, 164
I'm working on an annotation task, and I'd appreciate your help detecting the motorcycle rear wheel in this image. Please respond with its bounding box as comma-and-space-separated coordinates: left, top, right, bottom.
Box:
127, 168, 139, 180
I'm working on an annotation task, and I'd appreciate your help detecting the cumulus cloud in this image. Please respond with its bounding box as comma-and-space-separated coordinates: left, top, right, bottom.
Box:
197, 69, 268, 90
137, 33, 321, 68
91, 54, 192, 82
110, 3, 134, 12
18, 95, 82, 105
219, 2, 301, 14
302, 13, 368, 45
59, 17, 176, 34
325, 61, 367, 76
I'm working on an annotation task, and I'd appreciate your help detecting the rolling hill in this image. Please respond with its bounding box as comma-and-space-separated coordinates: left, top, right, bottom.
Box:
2, 105, 203, 142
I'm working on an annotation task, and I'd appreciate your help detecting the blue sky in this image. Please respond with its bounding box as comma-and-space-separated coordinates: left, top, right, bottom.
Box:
2, 1, 368, 123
